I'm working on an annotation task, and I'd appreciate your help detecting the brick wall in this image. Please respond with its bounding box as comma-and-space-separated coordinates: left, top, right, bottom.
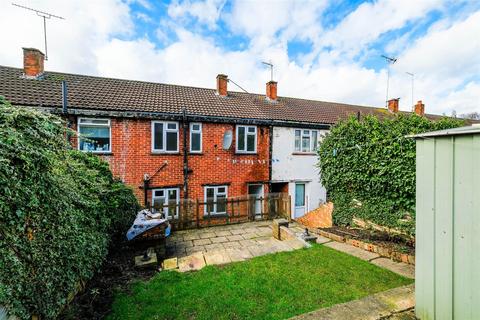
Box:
71, 116, 270, 206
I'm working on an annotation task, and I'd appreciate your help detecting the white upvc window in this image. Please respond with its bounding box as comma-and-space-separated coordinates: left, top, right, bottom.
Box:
236, 125, 257, 153
152, 188, 180, 219
294, 129, 319, 153
189, 122, 202, 153
152, 121, 179, 153
204, 185, 228, 215
78, 118, 111, 153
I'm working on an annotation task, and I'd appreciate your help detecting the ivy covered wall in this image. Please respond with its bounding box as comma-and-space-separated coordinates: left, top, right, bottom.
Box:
318, 114, 464, 235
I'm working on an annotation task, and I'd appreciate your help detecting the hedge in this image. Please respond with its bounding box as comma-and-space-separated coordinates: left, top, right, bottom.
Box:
0, 97, 139, 319
318, 113, 464, 235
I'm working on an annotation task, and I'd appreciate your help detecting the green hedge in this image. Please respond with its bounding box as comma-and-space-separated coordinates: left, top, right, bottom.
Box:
318, 114, 464, 235
0, 97, 139, 319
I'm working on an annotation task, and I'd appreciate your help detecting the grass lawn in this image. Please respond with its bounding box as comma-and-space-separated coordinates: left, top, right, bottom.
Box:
108, 244, 413, 320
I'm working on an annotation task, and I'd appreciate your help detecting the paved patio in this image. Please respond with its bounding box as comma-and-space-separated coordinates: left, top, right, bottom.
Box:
165, 221, 308, 272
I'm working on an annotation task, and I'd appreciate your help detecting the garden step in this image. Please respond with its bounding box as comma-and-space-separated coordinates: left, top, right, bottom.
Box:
289, 284, 414, 320
370, 258, 415, 279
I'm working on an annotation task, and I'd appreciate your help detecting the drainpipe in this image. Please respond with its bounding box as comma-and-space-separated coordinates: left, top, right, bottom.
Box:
268, 125, 273, 193
182, 108, 189, 199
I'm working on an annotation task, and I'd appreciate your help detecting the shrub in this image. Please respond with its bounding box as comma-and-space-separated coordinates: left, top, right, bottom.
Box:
318, 113, 464, 235
0, 97, 138, 319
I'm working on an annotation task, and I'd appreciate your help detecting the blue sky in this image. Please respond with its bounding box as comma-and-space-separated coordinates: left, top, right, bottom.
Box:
1, 0, 479, 115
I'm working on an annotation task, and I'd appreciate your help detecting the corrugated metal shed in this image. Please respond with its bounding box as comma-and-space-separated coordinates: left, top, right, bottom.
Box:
412, 125, 480, 319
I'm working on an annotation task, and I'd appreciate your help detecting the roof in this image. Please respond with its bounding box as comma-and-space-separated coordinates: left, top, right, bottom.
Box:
408, 124, 480, 138
0, 65, 443, 125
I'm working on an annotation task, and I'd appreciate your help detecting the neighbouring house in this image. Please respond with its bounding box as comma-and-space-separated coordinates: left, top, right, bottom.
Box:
0, 48, 431, 222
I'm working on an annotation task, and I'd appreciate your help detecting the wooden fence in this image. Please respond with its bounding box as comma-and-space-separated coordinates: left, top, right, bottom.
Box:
150, 192, 291, 230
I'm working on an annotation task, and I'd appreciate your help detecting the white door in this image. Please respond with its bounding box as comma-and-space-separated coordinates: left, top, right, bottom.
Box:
294, 183, 306, 218
248, 184, 264, 218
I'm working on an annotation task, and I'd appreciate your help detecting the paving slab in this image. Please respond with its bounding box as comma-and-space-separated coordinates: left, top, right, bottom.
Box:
163, 257, 178, 270
230, 228, 245, 235
185, 246, 205, 254
183, 233, 200, 241
283, 239, 308, 250
370, 258, 415, 279
211, 236, 228, 243
204, 243, 225, 251
247, 245, 279, 257
290, 284, 415, 320
324, 241, 380, 261
199, 232, 216, 239
239, 239, 257, 247
242, 232, 258, 239
227, 235, 244, 241
315, 235, 331, 244
177, 252, 206, 272
223, 241, 242, 249
215, 230, 232, 237
204, 249, 232, 265
226, 248, 253, 262
193, 238, 212, 246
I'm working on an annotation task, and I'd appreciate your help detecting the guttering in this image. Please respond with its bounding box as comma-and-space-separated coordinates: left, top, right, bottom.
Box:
23, 105, 332, 130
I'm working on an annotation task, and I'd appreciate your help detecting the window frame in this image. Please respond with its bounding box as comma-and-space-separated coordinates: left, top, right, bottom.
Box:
204, 185, 228, 215
151, 187, 180, 219
294, 129, 320, 153
151, 121, 179, 153
189, 122, 202, 153
236, 125, 257, 154
77, 117, 112, 153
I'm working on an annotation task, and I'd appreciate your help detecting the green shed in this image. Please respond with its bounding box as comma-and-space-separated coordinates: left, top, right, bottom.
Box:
412, 125, 480, 320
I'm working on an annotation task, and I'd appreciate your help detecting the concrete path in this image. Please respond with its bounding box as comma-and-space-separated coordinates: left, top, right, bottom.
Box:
290, 284, 415, 320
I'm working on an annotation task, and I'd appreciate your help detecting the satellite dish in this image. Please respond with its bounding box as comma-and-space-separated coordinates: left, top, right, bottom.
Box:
223, 130, 233, 150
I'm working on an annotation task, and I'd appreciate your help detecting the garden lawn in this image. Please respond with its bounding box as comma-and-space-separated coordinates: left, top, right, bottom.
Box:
108, 244, 413, 320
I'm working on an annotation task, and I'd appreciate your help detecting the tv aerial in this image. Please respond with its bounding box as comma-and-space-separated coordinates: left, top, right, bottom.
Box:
381, 55, 397, 107
262, 61, 274, 81
12, 3, 65, 60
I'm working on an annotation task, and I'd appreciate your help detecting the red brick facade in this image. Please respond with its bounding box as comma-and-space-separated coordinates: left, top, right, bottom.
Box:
72, 116, 270, 206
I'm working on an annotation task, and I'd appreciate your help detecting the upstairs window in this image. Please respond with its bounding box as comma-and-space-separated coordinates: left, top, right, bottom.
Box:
190, 123, 202, 153
294, 129, 319, 153
78, 118, 111, 153
152, 121, 178, 153
236, 125, 257, 153
205, 186, 228, 215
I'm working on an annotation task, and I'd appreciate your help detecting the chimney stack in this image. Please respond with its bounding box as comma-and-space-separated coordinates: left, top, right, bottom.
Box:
216, 74, 228, 97
23, 48, 44, 79
266, 81, 277, 101
387, 98, 399, 113
414, 100, 425, 116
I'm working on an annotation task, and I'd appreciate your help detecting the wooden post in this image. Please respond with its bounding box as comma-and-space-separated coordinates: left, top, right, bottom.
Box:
196, 199, 200, 228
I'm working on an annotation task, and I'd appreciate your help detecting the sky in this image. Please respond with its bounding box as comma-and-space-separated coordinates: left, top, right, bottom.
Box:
0, 0, 479, 115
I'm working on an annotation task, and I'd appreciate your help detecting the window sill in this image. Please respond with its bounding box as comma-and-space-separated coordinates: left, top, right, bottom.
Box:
80, 151, 113, 155
235, 152, 258, 155
204, 213, 229, 219
292, 152, 317, 156
151, 152, 180, 155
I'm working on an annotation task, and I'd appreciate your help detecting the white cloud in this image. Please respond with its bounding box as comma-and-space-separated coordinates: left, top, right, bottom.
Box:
167, 0, 226, 29
0, 0, 478, 115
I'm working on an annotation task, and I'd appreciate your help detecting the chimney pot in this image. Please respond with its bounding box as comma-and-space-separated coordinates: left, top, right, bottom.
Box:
23, 47, 45, 79
414, 100, 425, 116
266, 81, 277, 101
216, 74, 228, 97
387, 98, 399, 113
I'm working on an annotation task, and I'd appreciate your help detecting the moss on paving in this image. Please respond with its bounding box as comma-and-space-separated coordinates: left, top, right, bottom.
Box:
108, 244, 413, 320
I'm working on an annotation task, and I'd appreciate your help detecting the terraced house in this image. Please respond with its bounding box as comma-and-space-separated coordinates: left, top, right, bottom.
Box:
0, 48, 429, 222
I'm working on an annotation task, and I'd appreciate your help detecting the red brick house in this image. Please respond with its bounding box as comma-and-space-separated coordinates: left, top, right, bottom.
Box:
0, 48, 432, 223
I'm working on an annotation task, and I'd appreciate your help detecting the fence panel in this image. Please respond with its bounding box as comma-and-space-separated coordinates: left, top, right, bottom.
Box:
149, 193, 291, 230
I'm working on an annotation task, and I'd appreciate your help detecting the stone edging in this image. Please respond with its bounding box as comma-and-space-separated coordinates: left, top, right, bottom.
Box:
314, 229, 415, 265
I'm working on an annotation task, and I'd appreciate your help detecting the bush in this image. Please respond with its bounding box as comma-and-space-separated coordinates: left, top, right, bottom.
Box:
0, 97, 139, 319
318, 114, 464, 235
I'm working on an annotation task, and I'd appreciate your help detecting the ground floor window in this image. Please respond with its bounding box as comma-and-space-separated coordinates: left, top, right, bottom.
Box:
152, 188, 180, 219
204, 185, 228, 215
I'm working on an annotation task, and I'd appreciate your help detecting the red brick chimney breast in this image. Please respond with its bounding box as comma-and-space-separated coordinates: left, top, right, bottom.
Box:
216, 74, 228, 96
387, 98, 399, 113
266, 81, 277, 101
414, 100, 425, 116
23, 47, 45, 78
